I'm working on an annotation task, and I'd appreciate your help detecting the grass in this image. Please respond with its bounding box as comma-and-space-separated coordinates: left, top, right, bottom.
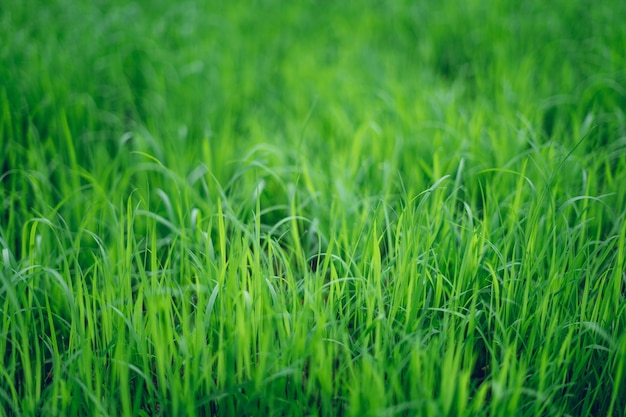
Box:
1, 0, 626, 416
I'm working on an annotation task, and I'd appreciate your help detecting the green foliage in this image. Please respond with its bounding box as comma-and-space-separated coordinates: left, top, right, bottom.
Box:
1, 0, 625, 415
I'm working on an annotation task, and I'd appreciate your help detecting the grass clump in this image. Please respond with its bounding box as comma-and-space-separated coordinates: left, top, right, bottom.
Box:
1, 0, 625, 416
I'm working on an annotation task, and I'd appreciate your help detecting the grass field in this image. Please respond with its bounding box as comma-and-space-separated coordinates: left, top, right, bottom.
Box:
2, 0, 626, 416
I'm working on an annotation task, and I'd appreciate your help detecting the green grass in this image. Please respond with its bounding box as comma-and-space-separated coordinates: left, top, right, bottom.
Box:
1, 0, 626, 416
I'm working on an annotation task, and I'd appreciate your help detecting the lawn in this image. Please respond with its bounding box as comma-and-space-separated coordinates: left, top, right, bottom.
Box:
1, 0, 625, 416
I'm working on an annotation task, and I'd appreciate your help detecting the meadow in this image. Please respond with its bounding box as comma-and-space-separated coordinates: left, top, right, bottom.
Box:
1, 0, 626, 415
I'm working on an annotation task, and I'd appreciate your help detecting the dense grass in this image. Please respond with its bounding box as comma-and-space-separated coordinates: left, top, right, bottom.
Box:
2, 0, 626, 416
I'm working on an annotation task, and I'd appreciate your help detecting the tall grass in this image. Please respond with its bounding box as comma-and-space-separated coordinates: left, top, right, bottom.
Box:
1, 0, 625, 416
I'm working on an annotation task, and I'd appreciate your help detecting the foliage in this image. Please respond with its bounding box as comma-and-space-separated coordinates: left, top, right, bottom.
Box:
1, 0, 625, 415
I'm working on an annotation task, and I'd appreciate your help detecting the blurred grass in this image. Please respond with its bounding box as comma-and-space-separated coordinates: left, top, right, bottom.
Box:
1, 0, 626, 416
